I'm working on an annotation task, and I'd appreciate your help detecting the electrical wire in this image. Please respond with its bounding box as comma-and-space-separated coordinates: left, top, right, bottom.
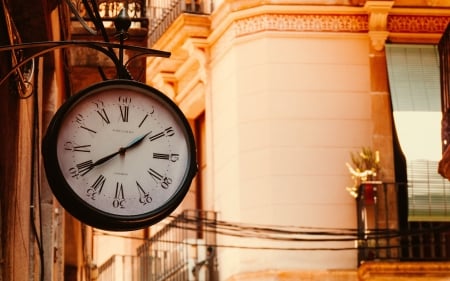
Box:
92, 213, 450, 252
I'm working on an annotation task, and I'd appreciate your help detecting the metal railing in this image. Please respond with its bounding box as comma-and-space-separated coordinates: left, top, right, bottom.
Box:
98, 255, 141, 281
70, 0, 149, 28
137, 210, 218, 281
97, 210, 218, 281
147, 0, 211, 46
69, 0, 212, 43
357, 182, 450, 265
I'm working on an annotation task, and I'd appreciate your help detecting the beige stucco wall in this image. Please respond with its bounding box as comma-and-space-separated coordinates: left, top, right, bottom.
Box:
91, 0, 450, 279
210, 30, 374, 278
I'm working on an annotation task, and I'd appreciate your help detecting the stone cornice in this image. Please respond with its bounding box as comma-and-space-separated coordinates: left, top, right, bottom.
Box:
207, 3, 450, 57
209, 2, 450, 46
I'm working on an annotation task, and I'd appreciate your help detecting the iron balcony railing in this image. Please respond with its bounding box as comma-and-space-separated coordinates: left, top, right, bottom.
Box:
97, 210, 218, 281
146, 0, 211, 46
69, 0, 212, 44
70, 0, 149, 28
137, 209, 218, 281
357, 182, 450, 265
98, 255, 141, 281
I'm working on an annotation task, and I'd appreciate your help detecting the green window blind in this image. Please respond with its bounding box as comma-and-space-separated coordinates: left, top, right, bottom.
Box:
386, 44, 450, 221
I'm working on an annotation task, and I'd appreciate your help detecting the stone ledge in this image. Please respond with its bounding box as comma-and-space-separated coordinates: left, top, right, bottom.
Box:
359, 262, 450, 281
227, 269, 357, 281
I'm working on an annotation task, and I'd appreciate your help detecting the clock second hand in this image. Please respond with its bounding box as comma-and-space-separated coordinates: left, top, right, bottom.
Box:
92, 131, 152, 167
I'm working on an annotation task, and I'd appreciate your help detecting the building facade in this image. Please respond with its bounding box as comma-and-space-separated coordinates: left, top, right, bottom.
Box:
2, 0, 450, 280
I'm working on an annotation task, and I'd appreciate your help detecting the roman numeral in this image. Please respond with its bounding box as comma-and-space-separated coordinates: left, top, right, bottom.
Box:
113, 182, 125, 208
64, 142, 91, 152
74, 144, 91, 152
153, 153, 179, 162
136, 181, 152, 205
75, 114, 97, 134
149, 127, 175, 141
87, 174, 106, 200
148, 131, 164, 142
92, 175, 106, 192
96, 108, 110, 124
138, 114, 148, 128
147, 168, 163, 183
147, 168, 172, 189
76, 160, 94, 176
153, 153, 170, 160
120, 105, 129, 122
80, 126, 97, 134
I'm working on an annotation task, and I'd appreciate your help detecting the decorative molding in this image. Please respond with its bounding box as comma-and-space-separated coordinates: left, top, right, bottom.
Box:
359, 262, 450, 281
365, 1, 394, 31
232, 13, 449, 37
151, 72, 176, 99
174, 39, 207, 118
234, 14, 369, 36
365, 1, 394, 51
368, 30, 390, 51
388, 15, 450, 33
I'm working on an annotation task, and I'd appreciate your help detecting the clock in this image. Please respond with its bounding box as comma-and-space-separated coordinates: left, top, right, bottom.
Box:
42, 79, 197, 231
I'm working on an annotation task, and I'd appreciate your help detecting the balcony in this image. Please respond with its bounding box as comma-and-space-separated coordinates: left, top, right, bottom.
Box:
69, 0, 212, 44
98, 210, 218, 281
357, 182, 450, 265
69, 0, 149, 29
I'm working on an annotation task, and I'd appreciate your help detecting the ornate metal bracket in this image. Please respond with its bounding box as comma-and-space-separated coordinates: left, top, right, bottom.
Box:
0, 40, 170, 88
0, 0, 171, 97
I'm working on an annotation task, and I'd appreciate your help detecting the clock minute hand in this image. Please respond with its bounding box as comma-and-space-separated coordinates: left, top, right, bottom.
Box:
92, 131, 152, 167
124, 131, 152, 150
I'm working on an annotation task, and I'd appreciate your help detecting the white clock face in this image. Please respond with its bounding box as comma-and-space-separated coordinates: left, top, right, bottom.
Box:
55, 84, 193, 217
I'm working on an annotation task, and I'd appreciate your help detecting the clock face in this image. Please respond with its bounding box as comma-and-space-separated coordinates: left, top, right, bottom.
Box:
42, 80, 197, 230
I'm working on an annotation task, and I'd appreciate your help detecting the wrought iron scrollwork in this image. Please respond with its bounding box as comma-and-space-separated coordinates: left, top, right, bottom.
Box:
1, 0, 35, 98
0, 0, 170, 94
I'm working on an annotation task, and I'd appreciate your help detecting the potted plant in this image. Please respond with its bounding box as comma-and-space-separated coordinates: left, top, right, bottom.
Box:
345, 147, 382, 202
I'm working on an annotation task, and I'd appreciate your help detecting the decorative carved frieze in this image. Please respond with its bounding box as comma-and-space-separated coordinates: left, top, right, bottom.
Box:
232, 12, 448, 38
234, 14, 369, 36
388, 15, 450, 33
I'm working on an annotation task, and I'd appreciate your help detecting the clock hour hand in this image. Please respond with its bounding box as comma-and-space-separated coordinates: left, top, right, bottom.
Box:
92, 131, 152, 167
92, 150, 122, 167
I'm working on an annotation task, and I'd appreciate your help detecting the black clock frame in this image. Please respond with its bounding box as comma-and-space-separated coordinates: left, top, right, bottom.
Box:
42, 79, 197, 231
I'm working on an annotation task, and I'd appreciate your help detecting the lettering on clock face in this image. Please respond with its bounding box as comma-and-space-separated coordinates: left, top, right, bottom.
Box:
57, 88, 190, 217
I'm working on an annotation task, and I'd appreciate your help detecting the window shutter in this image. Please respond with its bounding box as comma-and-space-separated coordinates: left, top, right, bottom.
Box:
386, 44, 450, 221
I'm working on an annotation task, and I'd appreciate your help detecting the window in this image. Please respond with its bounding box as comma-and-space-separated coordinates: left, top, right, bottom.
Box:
386, 44, 450, 221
